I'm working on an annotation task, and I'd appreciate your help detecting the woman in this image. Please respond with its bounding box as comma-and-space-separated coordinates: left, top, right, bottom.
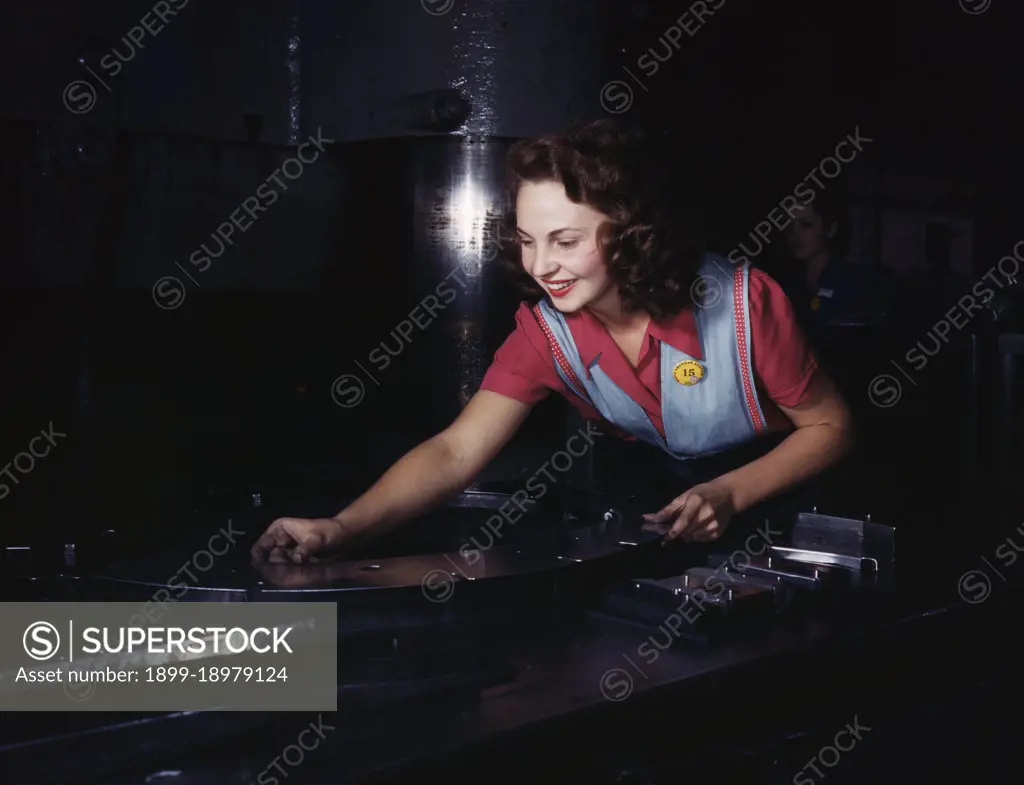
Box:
778, 195, 892, 326
253, 122, 854, 564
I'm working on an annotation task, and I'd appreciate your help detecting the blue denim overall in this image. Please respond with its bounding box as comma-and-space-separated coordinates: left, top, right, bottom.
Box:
534, 254, 812, 537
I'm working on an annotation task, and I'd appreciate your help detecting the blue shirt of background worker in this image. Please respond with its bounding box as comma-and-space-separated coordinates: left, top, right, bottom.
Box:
777, 198, 894, 327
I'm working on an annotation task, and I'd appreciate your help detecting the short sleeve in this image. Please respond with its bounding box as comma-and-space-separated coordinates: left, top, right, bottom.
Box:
479, 304, 557, 404
748, 268, 820, 408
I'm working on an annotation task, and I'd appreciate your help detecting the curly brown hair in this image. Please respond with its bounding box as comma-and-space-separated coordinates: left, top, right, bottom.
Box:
496, 119, 703, 321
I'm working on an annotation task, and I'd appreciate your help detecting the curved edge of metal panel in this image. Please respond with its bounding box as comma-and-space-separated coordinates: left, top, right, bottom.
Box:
85, 518, 661, 598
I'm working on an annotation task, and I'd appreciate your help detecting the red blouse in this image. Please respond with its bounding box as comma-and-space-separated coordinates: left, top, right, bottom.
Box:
480, 269, 819, 437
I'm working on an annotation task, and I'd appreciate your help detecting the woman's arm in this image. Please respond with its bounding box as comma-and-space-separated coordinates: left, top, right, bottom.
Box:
724, 269, 854, 510
714, 371, 854, 513
337, 391, 534, 538
252, 391, 534, 561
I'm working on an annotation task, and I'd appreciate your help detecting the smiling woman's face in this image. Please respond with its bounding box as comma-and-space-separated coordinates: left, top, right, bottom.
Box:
515, 180, 619, 313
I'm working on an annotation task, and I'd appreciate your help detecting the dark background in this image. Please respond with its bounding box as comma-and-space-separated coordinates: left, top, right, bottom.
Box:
0, 0, 1020, 551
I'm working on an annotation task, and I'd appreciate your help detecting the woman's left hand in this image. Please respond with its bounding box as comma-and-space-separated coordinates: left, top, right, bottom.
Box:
642, 480, 737, 542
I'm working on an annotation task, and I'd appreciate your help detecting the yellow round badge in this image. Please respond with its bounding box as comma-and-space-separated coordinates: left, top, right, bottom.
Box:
810, 296, 821, 312
673, 360, 705, 386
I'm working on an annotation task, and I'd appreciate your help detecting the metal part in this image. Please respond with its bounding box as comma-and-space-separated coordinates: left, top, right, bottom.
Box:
786, 512, 896, 571
635, 573, 774, 611
145, 772, 186, 784
85, 517, 664, 601
773, 544, 876, 571
600, 565, 775, 633
770, 546, 877, 571
715, 554, 840, 589
64, 543, 76, 567
452, 489, 538, 512
680, 566, 781, 593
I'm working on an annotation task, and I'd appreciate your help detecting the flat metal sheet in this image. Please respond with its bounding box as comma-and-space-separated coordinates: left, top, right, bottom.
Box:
255, 549, 570, 594
85, 519, 664, 599
541, 518, 662, 563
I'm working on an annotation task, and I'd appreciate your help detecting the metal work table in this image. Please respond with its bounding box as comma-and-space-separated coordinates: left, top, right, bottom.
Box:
1, 543, 1012, 785
321, 555, 1010, 784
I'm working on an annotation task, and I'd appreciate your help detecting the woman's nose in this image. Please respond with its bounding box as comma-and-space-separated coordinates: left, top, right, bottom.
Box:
529, 248, 559, 278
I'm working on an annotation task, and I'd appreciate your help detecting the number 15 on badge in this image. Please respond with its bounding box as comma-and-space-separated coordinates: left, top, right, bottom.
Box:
673, 360, 705, 386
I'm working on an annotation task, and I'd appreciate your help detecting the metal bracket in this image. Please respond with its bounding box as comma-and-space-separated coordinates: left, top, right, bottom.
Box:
785, 511, 895, 569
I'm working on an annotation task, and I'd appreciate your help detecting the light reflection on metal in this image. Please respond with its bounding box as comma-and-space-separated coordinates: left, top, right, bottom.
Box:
285, 10, 301, 146
408, 139, 509, 414
447, 3, 499, 137
451, 319, 475, 342
450, 177, 487, 246
447, 174, 493, 279
435, 141, 506, 408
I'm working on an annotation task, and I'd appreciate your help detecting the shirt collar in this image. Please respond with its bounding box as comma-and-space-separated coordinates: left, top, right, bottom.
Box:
647, 309, 703, 360
568, 307, 704, 367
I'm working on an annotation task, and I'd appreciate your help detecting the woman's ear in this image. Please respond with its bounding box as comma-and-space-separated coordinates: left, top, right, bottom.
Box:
825, 221, 838, 240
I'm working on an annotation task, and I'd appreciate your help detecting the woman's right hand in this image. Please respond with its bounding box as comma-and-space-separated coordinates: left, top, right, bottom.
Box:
250, 517, 354, 564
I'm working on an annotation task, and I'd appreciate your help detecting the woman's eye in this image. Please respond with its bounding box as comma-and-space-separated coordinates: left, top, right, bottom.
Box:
556, 239, 580, 250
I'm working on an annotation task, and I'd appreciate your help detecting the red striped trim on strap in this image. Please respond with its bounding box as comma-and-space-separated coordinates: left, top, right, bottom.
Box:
531, 304, 592, 405
732, 266, 767, 433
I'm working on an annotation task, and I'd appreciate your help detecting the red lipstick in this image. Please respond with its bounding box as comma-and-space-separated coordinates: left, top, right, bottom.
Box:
546, 280, 577, 298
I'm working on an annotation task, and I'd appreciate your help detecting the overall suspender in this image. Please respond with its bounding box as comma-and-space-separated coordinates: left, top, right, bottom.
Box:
530, 303, 593, 406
